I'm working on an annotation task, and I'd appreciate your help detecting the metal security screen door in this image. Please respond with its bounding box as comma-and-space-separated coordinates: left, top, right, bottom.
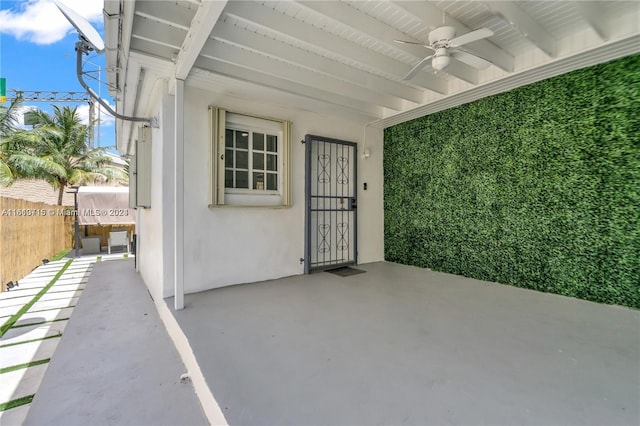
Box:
304, 134, 357, 273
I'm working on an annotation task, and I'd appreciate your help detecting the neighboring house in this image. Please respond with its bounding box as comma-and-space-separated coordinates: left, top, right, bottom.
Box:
104, 151, 128, 172
0, 179, 75, 206
0, 152, 127, 206
103, 1, 640, 308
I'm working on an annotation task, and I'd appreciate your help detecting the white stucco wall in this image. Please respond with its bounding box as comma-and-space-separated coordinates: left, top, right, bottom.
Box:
178, 86, 384, 294
135, 83, 384, 297
136, 85, 176, 301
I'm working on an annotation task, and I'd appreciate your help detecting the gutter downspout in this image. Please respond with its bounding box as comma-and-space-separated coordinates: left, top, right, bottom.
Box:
125, 68, 148, 156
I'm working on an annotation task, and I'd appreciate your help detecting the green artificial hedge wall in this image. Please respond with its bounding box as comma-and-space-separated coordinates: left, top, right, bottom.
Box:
384, 54, 640, 309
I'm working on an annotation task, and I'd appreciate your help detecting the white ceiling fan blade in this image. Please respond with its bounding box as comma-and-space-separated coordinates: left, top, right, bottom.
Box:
394, 39, 434, 49
451, 50, 493, 69
403, 55, 434, 80
449, 28, 493, 48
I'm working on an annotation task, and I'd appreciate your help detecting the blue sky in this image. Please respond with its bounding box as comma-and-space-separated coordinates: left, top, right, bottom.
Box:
0, 0, 116, 150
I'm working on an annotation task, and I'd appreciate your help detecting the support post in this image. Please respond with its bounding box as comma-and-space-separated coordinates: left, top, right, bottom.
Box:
69, 186, 80, 258
74, 195, 80, 257
174, 79, 185, 310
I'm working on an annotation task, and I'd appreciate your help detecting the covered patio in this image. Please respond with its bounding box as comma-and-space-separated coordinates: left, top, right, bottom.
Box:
167, 261, 639, 425
75, 186, 135, 255
21, 258, 639, 424
28, 2, 636, 424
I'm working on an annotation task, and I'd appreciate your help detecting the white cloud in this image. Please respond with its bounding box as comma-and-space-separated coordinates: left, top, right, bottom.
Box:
76, 99, 115, 127
0, 0, 103, 45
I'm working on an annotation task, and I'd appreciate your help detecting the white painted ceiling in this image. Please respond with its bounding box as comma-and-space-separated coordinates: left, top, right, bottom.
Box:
104, 0, 640, 139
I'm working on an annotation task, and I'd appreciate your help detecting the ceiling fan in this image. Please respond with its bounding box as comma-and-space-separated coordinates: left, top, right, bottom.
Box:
395, 26, 494, 80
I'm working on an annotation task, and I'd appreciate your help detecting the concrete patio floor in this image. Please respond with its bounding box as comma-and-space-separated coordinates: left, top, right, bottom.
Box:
168, 261, 639, 425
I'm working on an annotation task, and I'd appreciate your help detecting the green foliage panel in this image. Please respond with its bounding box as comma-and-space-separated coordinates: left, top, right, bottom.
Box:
384, 54, 640, 308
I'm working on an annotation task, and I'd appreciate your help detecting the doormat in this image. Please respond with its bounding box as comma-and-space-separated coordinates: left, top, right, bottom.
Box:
326, 266, 366, 277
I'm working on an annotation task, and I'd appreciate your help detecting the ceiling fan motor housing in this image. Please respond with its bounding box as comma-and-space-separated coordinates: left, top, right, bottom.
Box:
429, 26, 456, 47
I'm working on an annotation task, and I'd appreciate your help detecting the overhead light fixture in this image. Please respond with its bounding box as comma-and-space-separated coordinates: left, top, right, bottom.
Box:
432, 52, 450, 71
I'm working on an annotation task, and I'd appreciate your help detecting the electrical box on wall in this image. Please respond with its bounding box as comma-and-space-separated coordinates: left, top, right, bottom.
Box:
135, 126, 152, 208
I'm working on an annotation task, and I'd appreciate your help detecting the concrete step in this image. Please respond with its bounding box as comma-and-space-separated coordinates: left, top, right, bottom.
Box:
0, 403, 31, 425
1, 320, 69, 346
46, 284, 85, 294
9, 308, 73, 328
0, 305, 21, 319
27, 297, 79, 313
0, 338, 60, 370
0, 288, 41, 301
38, 290, 83, 303
0, 363, 49, 405
0, 295, 34, 309
54, 277, 89, 286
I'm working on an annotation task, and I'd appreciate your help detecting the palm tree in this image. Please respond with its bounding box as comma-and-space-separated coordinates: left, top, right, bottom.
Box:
0, 96, 23, 186
9, 105, 127, 204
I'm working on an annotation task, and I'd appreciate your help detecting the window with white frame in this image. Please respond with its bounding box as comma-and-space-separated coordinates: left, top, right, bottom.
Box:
209, 107, 291, 207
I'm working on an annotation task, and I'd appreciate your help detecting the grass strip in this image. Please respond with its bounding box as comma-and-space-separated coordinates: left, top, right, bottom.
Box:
9, 318, 70, 329
0, 394, 35, 412
50, 249, 72, 261
26, 289, 84, 299
0, 294, 81, 308
18, 306, 75, 315
0, 334, 62, 349
0, 259, 73, 338
0, 358, 50, 375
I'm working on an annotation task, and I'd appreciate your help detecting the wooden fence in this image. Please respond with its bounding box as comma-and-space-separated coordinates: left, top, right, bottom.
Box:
0, 197, 74, 290
1, 197, 137, 291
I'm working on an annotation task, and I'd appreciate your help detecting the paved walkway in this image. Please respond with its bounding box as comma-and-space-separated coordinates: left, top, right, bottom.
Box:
22, 259, 207, 426
0, 257, 93, 425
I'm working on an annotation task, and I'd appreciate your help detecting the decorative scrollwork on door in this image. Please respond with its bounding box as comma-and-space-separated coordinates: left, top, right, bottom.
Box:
317, 154, 331, 183
337, 156, 349, 185
337, 222, 349, 250
317, 224, 331, 253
